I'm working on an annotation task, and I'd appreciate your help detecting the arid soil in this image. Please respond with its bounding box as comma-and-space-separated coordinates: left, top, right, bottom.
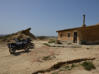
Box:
0, 40, 99, 74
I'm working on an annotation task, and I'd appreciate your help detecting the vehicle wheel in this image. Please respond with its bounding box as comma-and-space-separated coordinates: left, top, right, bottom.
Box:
25, 48, 29, 52
29, 43, 34, 49
9, 48, 16, 54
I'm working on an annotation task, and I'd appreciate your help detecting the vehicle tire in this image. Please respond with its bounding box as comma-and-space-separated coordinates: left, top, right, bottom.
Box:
29, 43, 34, 49
9, 48, 16, 54
24, 47, 29, 52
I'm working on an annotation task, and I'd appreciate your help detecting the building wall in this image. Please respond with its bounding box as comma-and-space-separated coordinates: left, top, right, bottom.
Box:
57, 25, 99, 44
57, 29, 79, 43
79, 25, 99, 44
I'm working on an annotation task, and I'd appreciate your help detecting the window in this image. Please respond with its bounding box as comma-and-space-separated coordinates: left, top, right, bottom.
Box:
67, 33, 70, 37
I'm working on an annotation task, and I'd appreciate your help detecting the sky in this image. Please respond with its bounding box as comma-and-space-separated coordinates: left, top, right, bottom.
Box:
0, 0, 99, 36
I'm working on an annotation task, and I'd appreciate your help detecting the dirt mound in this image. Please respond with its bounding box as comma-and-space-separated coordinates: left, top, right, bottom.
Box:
0, 28, 36, 42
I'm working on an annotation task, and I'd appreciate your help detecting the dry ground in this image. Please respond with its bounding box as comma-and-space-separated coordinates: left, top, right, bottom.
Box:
0, 40, 99, 74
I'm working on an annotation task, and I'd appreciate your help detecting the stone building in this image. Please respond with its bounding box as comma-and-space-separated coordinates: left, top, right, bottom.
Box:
56, 15, 99, 44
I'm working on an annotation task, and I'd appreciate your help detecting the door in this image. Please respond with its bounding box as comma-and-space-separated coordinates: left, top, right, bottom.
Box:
73, 32, 77, 43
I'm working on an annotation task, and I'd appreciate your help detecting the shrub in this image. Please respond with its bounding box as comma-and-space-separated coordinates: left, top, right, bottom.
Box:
43, 43, 50, 47
64, 64, 75, 70
48, 39, 56, 43
59, 64, 76, 71
71, 64, 76, 68
42, 56, 51, 61
64, 65, 71, 70
52, 72, 58, 74
81, 61, 96, 71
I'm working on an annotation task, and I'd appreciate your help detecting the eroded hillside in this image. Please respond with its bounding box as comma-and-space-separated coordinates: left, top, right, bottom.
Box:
0, 28, 36, 42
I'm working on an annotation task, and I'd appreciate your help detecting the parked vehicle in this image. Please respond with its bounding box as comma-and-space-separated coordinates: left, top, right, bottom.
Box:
7, 38, 34, 54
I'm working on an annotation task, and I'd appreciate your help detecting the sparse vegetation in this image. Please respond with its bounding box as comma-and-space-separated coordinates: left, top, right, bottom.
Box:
59, 61, 96, 72
71, 63, 76, 68
52, 71, 59, 74
55, 40, 62, 44
48, 39, 56, 43
67, 42, 72, 45
64, 65, 72, 70
42, 55, 55, 61
81, 61, 96, 71
71, 45, 81, 48
59, 64, 76, 71
37, 36, 49, 40
43, 43, 50, 47
0, 28, 36, 42
64, 64, 76, 70
42, 56, 51, 60
37, 36, 57, 40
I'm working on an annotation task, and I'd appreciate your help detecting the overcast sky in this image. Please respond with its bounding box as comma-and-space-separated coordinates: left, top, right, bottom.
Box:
0, 0, 99, 36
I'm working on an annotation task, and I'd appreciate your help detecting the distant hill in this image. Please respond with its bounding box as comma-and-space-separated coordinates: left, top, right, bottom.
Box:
37, 36, 57, 40
0, 34, 6, 37
0, 28, 36, 42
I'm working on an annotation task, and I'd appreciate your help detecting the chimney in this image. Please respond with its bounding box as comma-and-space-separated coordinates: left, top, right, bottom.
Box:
82, 14, 86, 27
